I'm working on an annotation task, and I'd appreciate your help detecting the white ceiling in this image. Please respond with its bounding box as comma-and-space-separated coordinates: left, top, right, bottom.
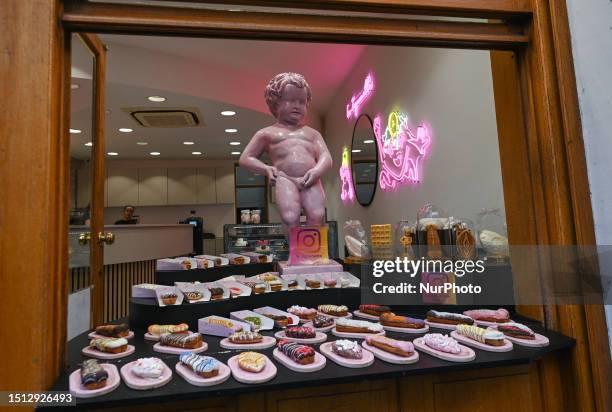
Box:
70, 34, 365, 160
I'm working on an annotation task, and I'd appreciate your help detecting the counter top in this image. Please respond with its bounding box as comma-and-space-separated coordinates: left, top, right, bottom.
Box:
43, 314, 574, 411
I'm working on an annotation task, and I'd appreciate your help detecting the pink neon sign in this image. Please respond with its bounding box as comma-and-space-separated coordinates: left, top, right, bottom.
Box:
373, 111, 431, 190
346, 72, 375, 120
339, 146, 355, 203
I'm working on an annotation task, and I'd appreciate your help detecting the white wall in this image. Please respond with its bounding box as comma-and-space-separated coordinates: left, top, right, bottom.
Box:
321, 46, 504, 253
566, 0, 612, 353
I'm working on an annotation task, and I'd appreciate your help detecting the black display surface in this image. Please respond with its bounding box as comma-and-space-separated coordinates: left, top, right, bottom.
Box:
155, 262, 276, 285
42, 314, 574, 411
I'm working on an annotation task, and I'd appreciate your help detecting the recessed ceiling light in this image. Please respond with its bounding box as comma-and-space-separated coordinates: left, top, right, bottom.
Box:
119, 128, 133, 133
221, 110, 236, 116
352, 149, 362, 153
84, 142, 93, 147
147, 96, 166, 102
107, 152, 118, 156
136, 142, 148, 146
363, 139, 375, 144
229, 141, 241, 146
231, 151, 241, 155
183, 141, 195, 145
69, 128, 82, 134
149, 152, 161, 156
71, 84, 80, 90
225, 128, 238, 133
192, 151, 202, 155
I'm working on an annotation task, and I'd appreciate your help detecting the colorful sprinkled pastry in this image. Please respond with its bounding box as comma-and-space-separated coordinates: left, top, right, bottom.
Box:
312, 315, 334, 329
287, 305, 317, 320
331, 339, 363, 359
179, 353, 220, 378
285, 326, 316, 339
80, 359, 108, 389
277, 339, 316, 364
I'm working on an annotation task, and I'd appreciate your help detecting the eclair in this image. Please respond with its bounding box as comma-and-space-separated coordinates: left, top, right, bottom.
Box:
159, 332, 202, 349
380, 313, 425, 329
180, 353, 220, 378
95, 323, 129, 338
81, 359, 108, 389
456, 324, 505, 346
359, 304, 391, 316
147, 323, 189, 336
89, 337, 128, 354
229, 331, 263, 344
498, 322, 536, 340
318, 304, 348, 317
463, 308, 510, 323
426, 310, 474, 325
365, 335, 414, 357
335, 318, 383, 334
277, 339, 315, 365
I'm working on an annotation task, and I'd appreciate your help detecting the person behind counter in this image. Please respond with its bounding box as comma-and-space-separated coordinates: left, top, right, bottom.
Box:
114, 205, 138, 225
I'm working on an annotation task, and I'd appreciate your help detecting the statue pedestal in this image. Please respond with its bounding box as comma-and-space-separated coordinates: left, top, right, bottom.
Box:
278, 260, 343, 276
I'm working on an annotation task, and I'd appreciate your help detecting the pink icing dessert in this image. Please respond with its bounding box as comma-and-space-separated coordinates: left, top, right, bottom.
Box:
423, 333, 461, 354
366, 335, 414, 354
463, 308, 510, 322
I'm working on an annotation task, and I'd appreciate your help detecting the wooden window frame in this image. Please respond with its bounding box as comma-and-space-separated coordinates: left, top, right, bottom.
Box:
1, 1, 609, 410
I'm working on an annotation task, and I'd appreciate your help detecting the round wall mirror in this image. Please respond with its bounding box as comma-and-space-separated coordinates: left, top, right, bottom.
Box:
351, 114, 378, 207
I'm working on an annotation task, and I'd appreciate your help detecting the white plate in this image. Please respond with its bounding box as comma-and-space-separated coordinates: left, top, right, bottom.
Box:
272, 348, 327, 373
153, 342, 208, 355
332, 328, 385, 339
361, 341, 419, 365
319, 342, 374, 368
303, 321, 335, 333
219, 336, 276, 350
382, 324, 429, 334
412, 337, 475, 362
352, 310, 380, 321
450, 331, 513, 352
274, 330, 327, 344
175, 361, 231, 387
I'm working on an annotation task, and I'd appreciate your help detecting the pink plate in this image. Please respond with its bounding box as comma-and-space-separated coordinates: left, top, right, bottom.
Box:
382, 324, 429, 334
227, 354, 277, 384
144, 332, 160, 342
503, 333, 550, 347
119, 360, 172, 390
272, 348, 327, 372
475, 319, 513, 328
424, 320, 460, 331
331, 328, 385, 339
319, 342, 374, 368
352, 310, 380, 321
219, 336, 276, 350
412, 337, 475, 362
69, 364, 120, 398
302, 321, 335, 333
175, 361, 231, 387
88, 331, 134, 340
317, 311, 352, 319
361, 341, 419, 365
274, 330, 327, 344
450, 331, 513, 352
153, 342, 208, 355
81, 345, 135, 359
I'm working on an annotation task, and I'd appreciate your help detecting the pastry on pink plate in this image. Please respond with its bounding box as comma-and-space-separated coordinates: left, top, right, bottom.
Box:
463, 308, 510, 323
365, 335, 415, 357
423, 333, 461, 354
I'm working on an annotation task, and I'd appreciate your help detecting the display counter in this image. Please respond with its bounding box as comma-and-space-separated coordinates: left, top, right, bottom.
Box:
43, 312, 574, 411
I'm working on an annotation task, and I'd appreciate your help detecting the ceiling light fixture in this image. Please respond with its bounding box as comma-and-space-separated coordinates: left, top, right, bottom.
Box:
84, 142, 93, 147
136, 142, 148, 146
69, 128, 82, 134
107, 152, 118, 156
231, 151, 241, 155
225, 128, 238, 133
363, 139, 375, 144
149, 152, 161, 156
119, 128, 133, 133
192, 151, 202, 155
183, 141, 195, 145
147, 96, 166, 102
221, 110, 236, 116
229, 141, 241, 146
352, 149, 362, 153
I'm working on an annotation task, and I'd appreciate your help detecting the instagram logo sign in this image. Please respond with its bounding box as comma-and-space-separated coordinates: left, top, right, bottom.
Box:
289, 226, 330, 265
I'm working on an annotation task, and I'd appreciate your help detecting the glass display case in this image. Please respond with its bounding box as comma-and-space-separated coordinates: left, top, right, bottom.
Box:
223, 221, 339, 262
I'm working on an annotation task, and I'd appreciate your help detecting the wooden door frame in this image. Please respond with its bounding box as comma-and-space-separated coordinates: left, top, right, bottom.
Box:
76, 33, 107, 328
2, 0, 609, 410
